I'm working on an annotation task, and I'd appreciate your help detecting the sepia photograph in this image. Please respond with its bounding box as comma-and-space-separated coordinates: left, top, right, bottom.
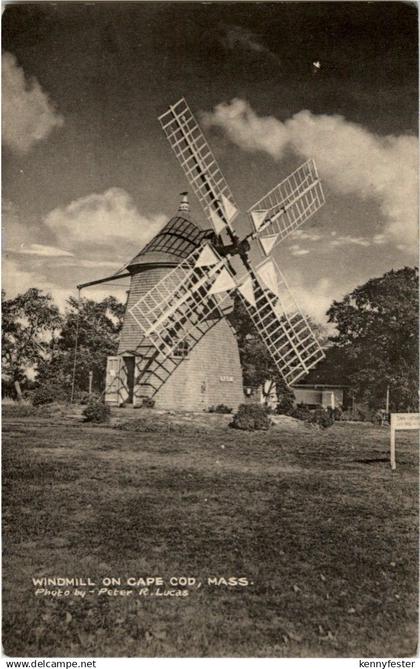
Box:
2, 0, 418, 660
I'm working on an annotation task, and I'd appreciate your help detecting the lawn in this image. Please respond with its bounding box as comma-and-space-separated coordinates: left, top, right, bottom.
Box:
2, 405, 418, 657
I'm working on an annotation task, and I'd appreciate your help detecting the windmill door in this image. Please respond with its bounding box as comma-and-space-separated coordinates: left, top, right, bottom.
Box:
105, 356, 121, 404
123, 356, 135, 404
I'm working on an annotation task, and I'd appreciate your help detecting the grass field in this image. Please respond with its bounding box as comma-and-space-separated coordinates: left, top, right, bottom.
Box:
3, 405, 418, 657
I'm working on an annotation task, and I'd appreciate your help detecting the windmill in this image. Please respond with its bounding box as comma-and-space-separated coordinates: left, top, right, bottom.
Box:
78, 98, 326, 410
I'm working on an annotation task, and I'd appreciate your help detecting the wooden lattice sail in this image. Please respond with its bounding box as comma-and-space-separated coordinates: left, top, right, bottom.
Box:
237, 259, 324, 386
129, 243, 234, 358
248, 159, 325, 256
159, 98, 238, 235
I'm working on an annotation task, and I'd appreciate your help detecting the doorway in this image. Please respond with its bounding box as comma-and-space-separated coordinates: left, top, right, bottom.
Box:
124, 356, 135, 404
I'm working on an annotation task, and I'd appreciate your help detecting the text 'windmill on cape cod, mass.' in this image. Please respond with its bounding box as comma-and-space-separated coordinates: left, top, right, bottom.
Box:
77, 98, 327, 411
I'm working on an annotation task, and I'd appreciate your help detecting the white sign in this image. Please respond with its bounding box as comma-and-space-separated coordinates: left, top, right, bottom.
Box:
391, 413, 420, 430
390, 413, 420, 470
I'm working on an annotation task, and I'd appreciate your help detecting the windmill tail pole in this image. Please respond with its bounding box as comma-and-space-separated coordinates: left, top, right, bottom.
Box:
77, 271, 130, 290
70, 288, 82, 403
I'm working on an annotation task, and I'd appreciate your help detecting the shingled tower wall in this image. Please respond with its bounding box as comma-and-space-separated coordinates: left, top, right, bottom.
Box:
106, 206, 244, 411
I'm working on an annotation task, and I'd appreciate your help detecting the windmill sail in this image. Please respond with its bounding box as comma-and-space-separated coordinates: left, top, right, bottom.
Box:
238, 258, 325, 386
159, 98, 239, 234
129, 244, 235, 358
249, 159, 325, 254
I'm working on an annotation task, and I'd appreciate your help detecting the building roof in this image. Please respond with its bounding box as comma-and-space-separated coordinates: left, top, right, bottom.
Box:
293, 383, 349, 389
127, 214, 214, 271
296, 346, 349, 386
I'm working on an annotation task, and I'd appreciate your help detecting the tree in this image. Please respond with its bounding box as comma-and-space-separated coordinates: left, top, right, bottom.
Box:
36, 295, 125, 397
2, 289, 62, 399
327, 267, 418, 411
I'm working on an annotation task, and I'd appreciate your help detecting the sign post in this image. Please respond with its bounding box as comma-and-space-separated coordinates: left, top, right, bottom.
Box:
390, 413, 420, 470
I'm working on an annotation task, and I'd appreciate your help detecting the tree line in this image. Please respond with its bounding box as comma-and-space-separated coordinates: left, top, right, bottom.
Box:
2, 266, 418, 411
2, 290, 124, 402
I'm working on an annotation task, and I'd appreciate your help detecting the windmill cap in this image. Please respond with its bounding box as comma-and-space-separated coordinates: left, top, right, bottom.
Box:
126, 213, 212, 271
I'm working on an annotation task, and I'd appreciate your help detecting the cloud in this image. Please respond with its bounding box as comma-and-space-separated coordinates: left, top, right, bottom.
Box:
2, 257, 43, 299
291, 230, 323, 243
68, 258, 121, 269
2, 256, 74, 314
220, 26, 280, 63
2, 193, 147, 311
202, 99, 287, 159
286, 273, 339, 327
2, 191, 165, 312
2, 200, 26, 247
2, 254, 70, 309
2, 255, 129, 312
18, 244, 73, 257
202, 99, 418, 253
329, 235, 371, 248
2, 200, 73, 259
288, 244, 310, 256
295, 277, 336, 325
44, 187, 166, 253
2, 52, 64, 153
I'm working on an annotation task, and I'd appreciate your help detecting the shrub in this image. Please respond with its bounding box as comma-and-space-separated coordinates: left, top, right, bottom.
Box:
82, 398, 111, 423
328, 406, 342, 422
230, 403, 271, 431
310, 406, 334, 429
276, 386, 296, 415
290, 404, 312, 422
77, 391, 100, 405
276, 396, 295, 415
22, 388, 35, 401
32, 383, 69, 407
208, 404, 233, 414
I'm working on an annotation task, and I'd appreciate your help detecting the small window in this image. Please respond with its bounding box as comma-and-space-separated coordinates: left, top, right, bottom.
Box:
173, 338, 190, 359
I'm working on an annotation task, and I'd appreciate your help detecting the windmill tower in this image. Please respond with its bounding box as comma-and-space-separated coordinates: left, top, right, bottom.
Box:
78, 98, 326, 410
106, 193, 245, 410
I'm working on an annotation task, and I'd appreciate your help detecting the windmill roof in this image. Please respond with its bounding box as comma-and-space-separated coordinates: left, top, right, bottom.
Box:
127, 214, 214, 271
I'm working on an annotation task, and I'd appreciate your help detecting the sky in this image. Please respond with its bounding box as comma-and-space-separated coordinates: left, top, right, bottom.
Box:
2, 1, 418, 323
